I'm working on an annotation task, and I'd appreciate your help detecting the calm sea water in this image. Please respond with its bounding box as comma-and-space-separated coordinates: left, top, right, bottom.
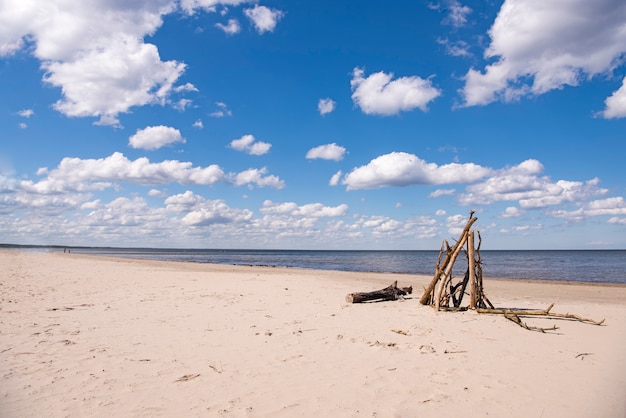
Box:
49, 248, 626, 284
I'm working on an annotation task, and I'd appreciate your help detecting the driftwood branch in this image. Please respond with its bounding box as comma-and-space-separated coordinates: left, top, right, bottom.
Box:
346, 281, 412, 304
504, 313, 559, 333
420, 216, 478, 305
477, 303, 605, 331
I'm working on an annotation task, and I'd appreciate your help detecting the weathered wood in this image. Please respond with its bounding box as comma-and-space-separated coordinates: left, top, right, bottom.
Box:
468, 230, 476, 309
435, 228, 470, 310
420, 216, 477, 305
504, 313, 559, 333
477, 303, 605, 330
452, 268, 469, 308
346, 281, 412, 303
477, 303, 555, 316
421, 241, 447, 306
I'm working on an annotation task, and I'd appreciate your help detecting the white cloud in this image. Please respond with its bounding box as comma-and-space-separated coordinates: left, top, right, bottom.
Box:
513, 224, 543, 232
318, 98, 336, 115
216, 18, 241, 35
180, 0, 252, 15
210, 102, 232, 117
17, 109, 34, 118
306, 143, 346, 161
0, 1, 186, 126
19, 123, 27, 129
0, 39, 22, 56
458, 162, 608, 208
43, 36, 186, 126
148, 189, 167, 197
437, 38, 472, 57
165, 191, 252, 226
193, 119, 204, 129
585, 197, 626, 216
351, 68, 441, 115
329, 170, 342, 186
501, 206, 523, 218
244, 5, 284, 34
129, 126, 186, 150
173, 98, 193, 111
342, 152, 490, 190
600, 76, 626, 119
233, 167, 284, 189
435, 209, 446, 216
229, 134, 271, 155
261, 200, 348, 218
429, 188, 456, 198
443, 1, 472, 27
446, 213, 467, 235
461, 0, 626, 107
16, 152, 284, 194
81, 199, 101, 210
173, 83, 198, 93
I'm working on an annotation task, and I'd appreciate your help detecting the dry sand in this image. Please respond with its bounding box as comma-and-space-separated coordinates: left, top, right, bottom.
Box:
1, 250, 625, 417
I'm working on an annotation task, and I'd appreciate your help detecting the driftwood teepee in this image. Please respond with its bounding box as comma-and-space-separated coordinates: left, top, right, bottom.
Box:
420, 211, 492, 310
419, 211, 605, 332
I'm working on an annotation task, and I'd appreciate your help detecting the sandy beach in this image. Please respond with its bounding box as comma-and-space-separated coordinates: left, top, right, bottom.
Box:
1, 250, 625, 417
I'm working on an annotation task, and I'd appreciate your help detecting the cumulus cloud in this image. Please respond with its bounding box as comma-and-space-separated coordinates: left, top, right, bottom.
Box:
458, 161, 608, 208
501, 206, 523, 218
165, 191, 253, 226
546, 199, 620, 225
244, 5, 284, 34
318, 98, 336, 115
351, 68, 441, 115
216, 18, 241, 34
342, 152, 490, 190
129, 125, 186, 150
229, 134, 271, 155
446, 213, 468, 235
0, 1, 187, 126
355, 214, 438, 238
600, 76, 626, 119
173, 83, 198, 93
83, 196, 168, 228
461, 0, 626, 108
261, 201, 348, 218
305, 143, 346, 161
17, 152, 284, 194
233, 167, 285, 189
329, 171, 342, 186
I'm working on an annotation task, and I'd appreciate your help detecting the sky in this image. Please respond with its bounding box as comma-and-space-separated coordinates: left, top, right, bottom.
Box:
1, 0, 625, 250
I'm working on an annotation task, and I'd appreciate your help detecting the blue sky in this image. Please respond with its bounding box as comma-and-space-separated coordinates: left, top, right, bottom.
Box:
1, 0, 625, 250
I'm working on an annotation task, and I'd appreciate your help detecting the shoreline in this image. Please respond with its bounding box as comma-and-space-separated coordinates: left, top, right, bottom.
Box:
51, 250, 626, 289
2, 250, 625, 417
9, 248, 626, 287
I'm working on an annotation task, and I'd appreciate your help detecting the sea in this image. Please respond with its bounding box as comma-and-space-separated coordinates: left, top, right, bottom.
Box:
13, 246, 624, 285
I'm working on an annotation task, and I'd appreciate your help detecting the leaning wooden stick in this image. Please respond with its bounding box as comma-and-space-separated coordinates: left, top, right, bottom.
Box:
420, 215, 478, 305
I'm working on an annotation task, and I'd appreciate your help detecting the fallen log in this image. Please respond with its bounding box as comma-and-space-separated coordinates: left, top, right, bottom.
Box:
346, 281, 412, 303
